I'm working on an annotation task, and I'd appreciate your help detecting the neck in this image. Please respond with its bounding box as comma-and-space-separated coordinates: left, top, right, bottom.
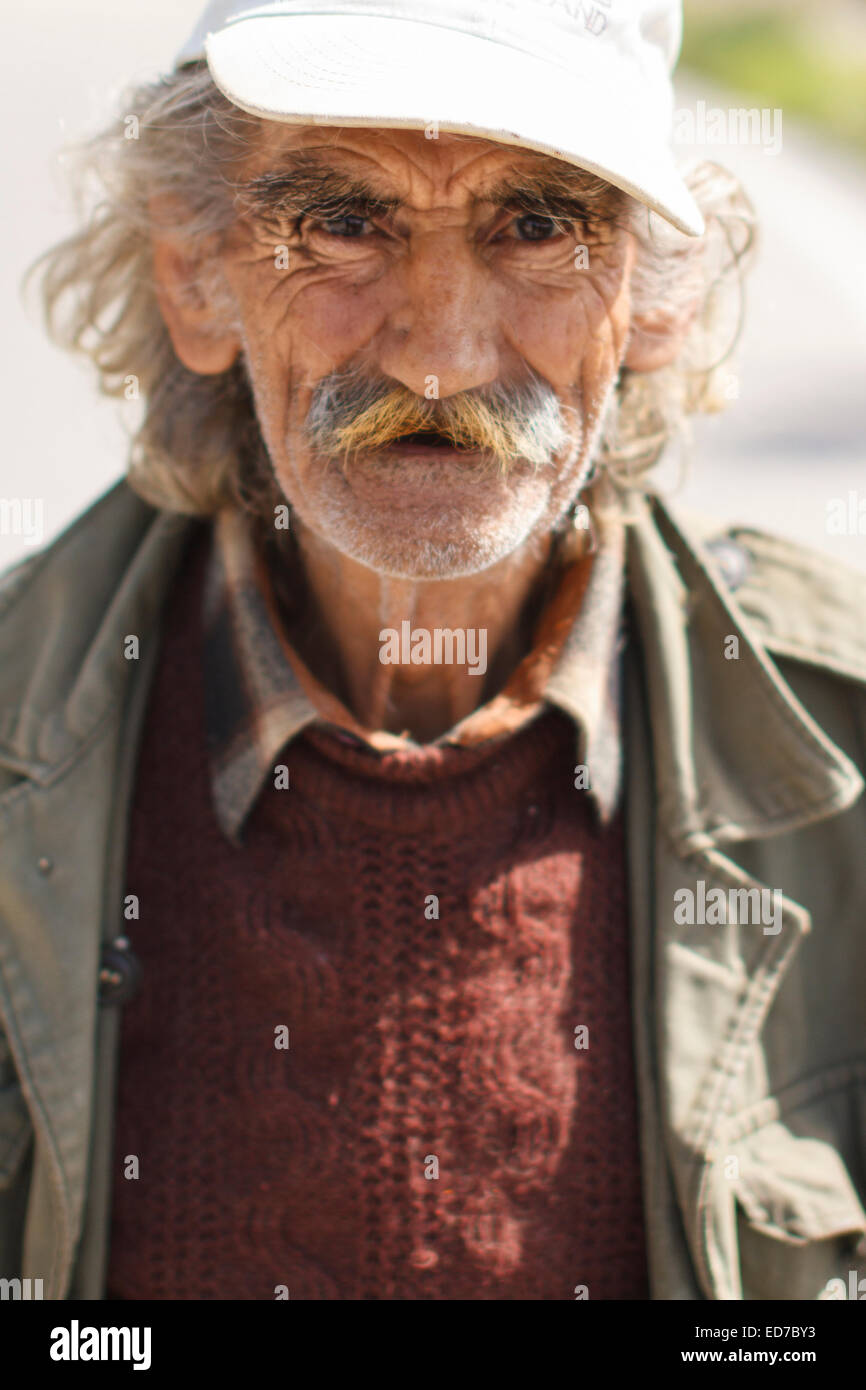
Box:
276, 518, 579, 740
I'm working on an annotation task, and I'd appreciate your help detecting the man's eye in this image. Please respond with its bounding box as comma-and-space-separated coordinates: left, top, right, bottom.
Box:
316, 214, 374, 238
512, 213, 563, 242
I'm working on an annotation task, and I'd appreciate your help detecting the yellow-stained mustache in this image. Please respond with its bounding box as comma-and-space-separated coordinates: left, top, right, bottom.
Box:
308, 376, 570, 471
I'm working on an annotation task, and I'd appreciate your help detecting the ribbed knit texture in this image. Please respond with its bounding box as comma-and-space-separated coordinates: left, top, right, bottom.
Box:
106, 529, 649, 1300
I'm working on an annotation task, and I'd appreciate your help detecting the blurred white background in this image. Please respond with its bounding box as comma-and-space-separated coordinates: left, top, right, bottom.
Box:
1, 0, 864, 569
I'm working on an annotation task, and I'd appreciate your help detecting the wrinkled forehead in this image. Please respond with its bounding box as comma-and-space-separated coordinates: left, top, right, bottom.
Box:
234, 120, 627, 211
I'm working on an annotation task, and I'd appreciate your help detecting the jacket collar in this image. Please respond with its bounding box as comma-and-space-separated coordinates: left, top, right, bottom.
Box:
622, 488, 863, 852
0, 481, 192, 781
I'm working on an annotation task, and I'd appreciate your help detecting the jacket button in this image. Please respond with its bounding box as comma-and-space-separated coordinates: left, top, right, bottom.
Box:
98, 937, 141, 1006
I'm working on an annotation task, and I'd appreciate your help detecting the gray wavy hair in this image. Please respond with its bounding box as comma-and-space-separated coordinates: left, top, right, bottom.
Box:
26, 62, 756, 519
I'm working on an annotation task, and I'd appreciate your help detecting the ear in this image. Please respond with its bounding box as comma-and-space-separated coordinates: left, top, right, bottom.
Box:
149, 195, 240, 375
623, 299, 698, 373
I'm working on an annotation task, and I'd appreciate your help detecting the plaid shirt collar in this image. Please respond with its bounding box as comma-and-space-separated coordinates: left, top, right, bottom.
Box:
203, 502, 627, 844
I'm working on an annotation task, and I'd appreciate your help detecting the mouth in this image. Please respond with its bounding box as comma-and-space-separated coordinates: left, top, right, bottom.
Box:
381, 429, 479, 454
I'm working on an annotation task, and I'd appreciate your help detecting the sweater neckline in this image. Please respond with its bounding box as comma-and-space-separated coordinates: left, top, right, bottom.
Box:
258, 706, 588, 834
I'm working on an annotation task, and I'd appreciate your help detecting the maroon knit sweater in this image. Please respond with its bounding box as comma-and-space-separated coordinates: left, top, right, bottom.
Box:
106, 530, 649, 1300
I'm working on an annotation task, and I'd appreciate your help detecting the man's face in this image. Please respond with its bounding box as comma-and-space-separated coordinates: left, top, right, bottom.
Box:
214, 124, 637, 578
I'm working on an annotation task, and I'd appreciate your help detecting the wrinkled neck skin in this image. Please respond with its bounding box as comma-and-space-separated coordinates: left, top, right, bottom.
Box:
286, 509, 586, 741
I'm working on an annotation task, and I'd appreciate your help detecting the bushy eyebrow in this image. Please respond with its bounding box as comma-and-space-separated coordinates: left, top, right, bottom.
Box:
236, 162, 400, 223
484, 172, 623, 222
234, 151, 624, 225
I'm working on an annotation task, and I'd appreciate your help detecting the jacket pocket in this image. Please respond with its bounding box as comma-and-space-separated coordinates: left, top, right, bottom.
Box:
726, 1071, 866, 1300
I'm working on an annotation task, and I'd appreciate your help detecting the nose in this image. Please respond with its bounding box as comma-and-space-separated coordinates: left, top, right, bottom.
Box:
376, 228, 502, 400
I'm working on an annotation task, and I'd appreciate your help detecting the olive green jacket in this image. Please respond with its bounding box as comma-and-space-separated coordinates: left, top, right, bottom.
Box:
0, 478, 864, 1301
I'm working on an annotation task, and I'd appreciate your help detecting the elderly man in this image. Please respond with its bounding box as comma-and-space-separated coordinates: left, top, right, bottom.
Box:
1, 0, 864, 1304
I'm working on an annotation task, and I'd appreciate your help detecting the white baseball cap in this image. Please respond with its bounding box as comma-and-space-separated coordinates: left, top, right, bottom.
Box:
175, 0, 704, 237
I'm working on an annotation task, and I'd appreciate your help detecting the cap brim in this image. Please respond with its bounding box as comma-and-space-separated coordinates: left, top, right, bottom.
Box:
202, 14, 705, 237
